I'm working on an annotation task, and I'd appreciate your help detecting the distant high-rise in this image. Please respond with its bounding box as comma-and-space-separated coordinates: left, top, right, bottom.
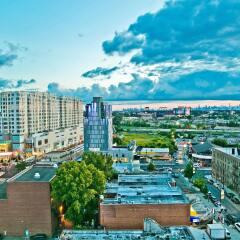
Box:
84, 97, 112, 151
0, 91, 83, 152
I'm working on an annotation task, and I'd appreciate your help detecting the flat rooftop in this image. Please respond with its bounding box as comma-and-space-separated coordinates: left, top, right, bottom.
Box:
137, 147, 169, 153
9, 165, 56, 182
61, 227, 194, 240
214, 147, 240, 159
118, 173, 171, 185
103, 174, 189, 205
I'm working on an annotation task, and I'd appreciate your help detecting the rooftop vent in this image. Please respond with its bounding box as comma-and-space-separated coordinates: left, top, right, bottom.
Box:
34, 172, 40, 179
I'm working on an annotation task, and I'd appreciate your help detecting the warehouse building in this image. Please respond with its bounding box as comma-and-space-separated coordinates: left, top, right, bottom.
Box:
100, 173, 190, 229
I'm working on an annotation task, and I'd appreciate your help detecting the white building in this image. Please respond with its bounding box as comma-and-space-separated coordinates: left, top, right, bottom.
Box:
0, 91, 83, 153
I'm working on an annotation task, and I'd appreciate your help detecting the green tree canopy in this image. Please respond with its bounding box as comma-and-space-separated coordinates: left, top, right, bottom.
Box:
82, 151, 114, 179
212, 138, 228, 147
147, 162, 156, 172
16, 161, 27, 172
193, 178, 208, 194
184, 162, 194, 179
51, 161, 106, 226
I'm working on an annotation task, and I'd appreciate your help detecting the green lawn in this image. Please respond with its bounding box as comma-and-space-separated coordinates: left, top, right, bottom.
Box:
119, 132, 177, 154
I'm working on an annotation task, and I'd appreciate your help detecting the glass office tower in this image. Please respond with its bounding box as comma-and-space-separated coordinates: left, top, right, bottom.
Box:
84, 97, 112, 151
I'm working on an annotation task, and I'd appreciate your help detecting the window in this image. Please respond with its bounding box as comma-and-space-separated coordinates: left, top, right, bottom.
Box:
38, 140, 42, 146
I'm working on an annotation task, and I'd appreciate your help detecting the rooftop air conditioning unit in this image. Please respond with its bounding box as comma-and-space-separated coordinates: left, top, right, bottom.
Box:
34, 172, 40, 179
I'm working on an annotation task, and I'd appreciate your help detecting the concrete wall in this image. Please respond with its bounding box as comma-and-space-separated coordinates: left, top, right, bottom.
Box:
100, 203, 190, 229
0, 182, 54, 236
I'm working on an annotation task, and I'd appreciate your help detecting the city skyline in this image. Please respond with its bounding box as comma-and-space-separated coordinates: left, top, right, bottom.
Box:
1, 0, 240, 101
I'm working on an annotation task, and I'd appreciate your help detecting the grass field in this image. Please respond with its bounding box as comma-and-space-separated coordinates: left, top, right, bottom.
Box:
121, 133, 160, 146
119, 132, 177, 154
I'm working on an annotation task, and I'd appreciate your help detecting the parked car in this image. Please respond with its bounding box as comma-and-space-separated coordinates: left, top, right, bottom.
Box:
227, 192, 235, 200
193, 163, 200, 168
208, 179, 214, 184
225, 214, 239, 225
225, 228, 231, 239
235, 222, 240, 232
232, 196, 240, 204
214, 201, 221, 207
210, 196, 217, 202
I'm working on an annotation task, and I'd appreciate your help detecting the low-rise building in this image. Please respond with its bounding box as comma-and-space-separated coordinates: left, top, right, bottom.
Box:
212, 147, 240, 193
191, 141, 212, 167
136, 147, 171, 161
60, 218, 210, 240
100, 173, 190, 229
0, 165, 57, 236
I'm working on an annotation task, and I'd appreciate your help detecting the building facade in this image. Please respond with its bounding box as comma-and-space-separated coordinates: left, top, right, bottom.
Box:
0, 165, 57, 236
84, 97, 112, 151
100, 174, 190, 229
0, 91, 83, 153
212, 147, 240, 193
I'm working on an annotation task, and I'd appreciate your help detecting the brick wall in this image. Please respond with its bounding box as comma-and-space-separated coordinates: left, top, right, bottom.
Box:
0, 182, 53, 236
100, 203, 190, 229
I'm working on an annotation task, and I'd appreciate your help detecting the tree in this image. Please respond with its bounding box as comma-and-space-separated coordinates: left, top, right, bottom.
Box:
212, 138, 228, 147
184, 162, 193, 179
16, 161, 27, 172
51, 161, 106, 226
193, 178, 208, 194
113, 114, 123, 132
147, 162, 156, 172
113, 136, 124, 146
82, 151, 114, 179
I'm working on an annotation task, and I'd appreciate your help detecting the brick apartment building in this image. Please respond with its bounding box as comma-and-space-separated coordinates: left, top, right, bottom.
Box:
100, 174, 190, 229
0, 165, 56, 236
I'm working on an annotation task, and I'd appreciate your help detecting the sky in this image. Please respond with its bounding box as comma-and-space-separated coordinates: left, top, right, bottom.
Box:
1, 0, 240, 101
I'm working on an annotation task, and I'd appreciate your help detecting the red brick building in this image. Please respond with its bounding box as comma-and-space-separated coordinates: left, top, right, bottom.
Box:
100, 174, 190, 229
0, 165, 56, 236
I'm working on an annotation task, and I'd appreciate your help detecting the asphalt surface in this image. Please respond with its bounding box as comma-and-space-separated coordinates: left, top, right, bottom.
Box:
174, 153, 240, 239
207, 183, 240, 218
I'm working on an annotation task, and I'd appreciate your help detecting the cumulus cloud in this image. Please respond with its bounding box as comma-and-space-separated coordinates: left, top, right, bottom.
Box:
54, 0, 240, 101
103, 0, 240, 65
0, 42, 26, 67
82, 66, 119, 78
48, 71, 240, 101
0, 78, 36, 89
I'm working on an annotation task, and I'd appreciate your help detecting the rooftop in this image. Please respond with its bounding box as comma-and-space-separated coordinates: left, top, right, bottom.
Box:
103, 174, 189, 205
192, 141, 212, 154
60, 227, 194, 240
8, 165, 56, 182
137, 147, 169, 153
214, 147, 240, 159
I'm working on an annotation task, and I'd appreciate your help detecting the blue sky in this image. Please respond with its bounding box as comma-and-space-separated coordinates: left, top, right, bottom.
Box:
1, 0, 240, 101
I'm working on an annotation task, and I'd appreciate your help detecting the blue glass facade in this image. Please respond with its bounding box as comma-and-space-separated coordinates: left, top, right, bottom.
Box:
84, 97, 112, 151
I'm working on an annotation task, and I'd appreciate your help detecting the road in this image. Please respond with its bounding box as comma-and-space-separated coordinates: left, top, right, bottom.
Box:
207, 183, 240, 218
173, 153, 240, 239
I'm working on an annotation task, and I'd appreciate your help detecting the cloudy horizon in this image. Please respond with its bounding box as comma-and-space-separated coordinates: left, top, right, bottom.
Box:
1, 0, 240, 101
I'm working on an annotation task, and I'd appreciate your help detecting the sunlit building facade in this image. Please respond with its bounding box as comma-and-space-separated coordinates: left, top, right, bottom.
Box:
84, 97, 112, 151
0, 91, 83, 152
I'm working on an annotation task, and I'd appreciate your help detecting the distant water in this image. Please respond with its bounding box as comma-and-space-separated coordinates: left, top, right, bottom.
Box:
107, 100, 240, 110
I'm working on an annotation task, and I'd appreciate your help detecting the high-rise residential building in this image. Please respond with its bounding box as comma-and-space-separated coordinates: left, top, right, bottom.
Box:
0, 91, 83, 153
84, 97, 112, 151
212, 147, 240, 193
